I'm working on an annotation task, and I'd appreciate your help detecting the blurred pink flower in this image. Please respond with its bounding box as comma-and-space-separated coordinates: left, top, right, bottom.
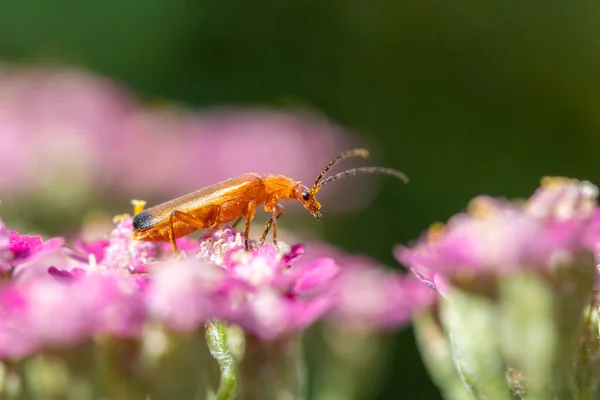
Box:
0, 64, 133, 195
396, 177, 600, 292
0, 271, 144, 359
0, 64, 369, 213
74, 238, 110, 263
0, 216, 149, 359
144, 259, 228, 333
298, 243, 435, 331
47, 266, 87, 280
330, 262, 435, 330
0, 221, 11, 273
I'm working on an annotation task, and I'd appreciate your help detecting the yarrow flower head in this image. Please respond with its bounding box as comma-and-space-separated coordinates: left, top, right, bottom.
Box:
400, 178, 600, 400
396, 176, 600, 293
19, 214, 161, 287
0, 206, 435, 400
197, 226, 246, 266
102, 215, 160, 272
0, 214, 159, 360
0, 214, 368, 350
148, 226, 340, 340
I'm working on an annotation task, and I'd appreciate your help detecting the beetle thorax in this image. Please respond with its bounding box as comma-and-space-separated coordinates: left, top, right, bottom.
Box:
262, 174, 298, 201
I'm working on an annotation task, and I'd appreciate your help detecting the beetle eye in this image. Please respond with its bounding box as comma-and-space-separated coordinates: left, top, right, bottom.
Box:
301, 191, 311, 201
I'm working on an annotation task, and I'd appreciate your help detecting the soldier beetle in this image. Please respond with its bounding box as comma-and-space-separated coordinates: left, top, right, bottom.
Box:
132, 149, 408, 252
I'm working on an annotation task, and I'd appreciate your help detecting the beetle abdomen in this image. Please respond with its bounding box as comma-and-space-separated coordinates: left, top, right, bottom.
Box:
132, 210, 153, 231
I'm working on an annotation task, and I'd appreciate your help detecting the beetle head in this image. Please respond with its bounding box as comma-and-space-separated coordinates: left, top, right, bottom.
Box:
293, 184, 322, 220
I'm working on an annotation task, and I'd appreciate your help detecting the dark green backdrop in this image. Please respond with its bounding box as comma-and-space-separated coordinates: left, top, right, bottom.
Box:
3, 1, 600, 398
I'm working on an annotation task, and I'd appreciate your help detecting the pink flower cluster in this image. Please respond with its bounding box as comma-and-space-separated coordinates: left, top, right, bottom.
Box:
0, 214, 428, 360
0, 220, 63, 276
396, 177, 600, 293
0, 271, 143, 359
147, 228, 339, 339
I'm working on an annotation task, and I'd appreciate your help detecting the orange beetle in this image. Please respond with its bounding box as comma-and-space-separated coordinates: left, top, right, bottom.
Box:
132, 149, 408, 251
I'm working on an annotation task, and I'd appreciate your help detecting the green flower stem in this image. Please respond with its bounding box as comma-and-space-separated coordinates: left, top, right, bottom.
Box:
205, 320, 239, 400
574, 295, 600, 400
142, 329, 213, 400
413, 309, 476, 400
94, 338, 147, 400
310, 326, 388, 400
549, 257, 595, 399
239, 333, 306, 400
441, 288, 512, 400
498, 274, 554, 399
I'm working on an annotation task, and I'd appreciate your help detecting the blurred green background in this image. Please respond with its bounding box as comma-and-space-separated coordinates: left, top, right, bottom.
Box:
3, 0, 600, 398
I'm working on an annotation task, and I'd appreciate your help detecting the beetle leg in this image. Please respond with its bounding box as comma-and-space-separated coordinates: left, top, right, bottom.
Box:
243, 201, 257, 251
168, 212, 178, 253
260, 203, 284, 247
168, 209, 218, 253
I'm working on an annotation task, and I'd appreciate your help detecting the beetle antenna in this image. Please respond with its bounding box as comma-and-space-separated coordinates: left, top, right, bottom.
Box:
313, 149, 370, 188
314, 167, 409, 192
